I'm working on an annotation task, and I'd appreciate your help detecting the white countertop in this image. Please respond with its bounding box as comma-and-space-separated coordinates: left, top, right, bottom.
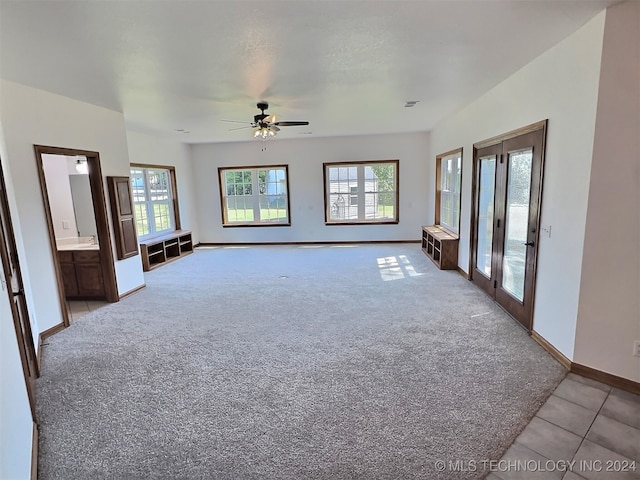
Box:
57, 243, 100, 251
56, 236, 99, 251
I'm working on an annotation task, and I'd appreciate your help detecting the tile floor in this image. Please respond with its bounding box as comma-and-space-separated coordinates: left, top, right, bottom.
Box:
66, 300, 108, 323
486, 373, 640, 480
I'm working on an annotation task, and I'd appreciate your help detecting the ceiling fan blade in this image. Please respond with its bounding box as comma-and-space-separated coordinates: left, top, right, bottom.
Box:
264, 115, 277, 123
271, 125, 280, 132
221, 119, 252, 124
274, 121, 309, 126
228, 125, 252, 131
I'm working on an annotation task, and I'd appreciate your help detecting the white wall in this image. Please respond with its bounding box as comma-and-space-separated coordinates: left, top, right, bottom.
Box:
0, 80, 145, 330
190, 132, 430, 243
574, 1, 640, 382
0, 125, 34, 480
42, 154, 79, 240
0, 262, 33, 480
126, 130, 199, 243
429, 12, 606, 359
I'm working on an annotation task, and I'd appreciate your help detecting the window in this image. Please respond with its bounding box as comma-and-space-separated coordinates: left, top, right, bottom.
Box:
219, 165, 290, 226
130, 166, 178, 239
436, 149, 462, 234
324, 160, 398, 224
349, 186, 358, 206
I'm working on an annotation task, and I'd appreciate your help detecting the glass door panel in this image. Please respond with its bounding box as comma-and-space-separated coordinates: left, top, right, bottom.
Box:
471, 124, 546, 331
476, 156, 496, 277
501, 149, 533, 302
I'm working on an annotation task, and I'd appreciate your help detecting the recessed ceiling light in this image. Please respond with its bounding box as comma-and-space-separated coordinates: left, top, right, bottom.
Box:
404, 100, 420, 107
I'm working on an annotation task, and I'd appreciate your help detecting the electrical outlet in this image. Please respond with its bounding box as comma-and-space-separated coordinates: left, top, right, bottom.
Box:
62, 220, 70, 230
634, 341, 640, 358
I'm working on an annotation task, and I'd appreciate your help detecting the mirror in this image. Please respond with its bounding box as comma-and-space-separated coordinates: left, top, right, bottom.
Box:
42, 154, 99, 247
70, 172, 98, 238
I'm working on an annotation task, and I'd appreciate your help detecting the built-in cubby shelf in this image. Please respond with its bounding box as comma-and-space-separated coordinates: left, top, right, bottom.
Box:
421, 225, 459, 270
140, 230, 193, 271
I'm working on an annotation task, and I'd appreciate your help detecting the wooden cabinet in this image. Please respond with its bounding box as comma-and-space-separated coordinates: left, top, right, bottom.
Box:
60, 259, 79, 296
107, 176, 139, 259
140, 230, 193, 271
421, 225, 459, 270
59, 250, 105, 299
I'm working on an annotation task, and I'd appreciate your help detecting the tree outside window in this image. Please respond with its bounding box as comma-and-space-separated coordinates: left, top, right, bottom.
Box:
324, 160, 398, 224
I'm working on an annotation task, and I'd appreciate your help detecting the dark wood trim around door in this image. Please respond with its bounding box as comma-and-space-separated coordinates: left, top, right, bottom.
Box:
469, 142, 502, 298
473, 120, 548, 149
469, 120, 548, 276
469, 121, 547, 331
31, 422, 38, 480
0, 158, 39, 420
494, 128, 546, 329
34, 145, 119, 330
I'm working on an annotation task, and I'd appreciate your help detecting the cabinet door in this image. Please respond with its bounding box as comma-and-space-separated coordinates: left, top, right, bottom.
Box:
76, 263, 105, 297
60, 262, 79, 297
107, 176, 139, 260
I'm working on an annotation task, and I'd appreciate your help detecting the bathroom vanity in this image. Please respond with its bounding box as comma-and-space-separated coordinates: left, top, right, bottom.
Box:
58, 240, 105, 299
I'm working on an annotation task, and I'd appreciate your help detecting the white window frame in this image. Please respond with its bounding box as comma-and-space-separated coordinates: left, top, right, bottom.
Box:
130, 166, 177, 240
324, 160, 399, 224
218, 165, 291, 227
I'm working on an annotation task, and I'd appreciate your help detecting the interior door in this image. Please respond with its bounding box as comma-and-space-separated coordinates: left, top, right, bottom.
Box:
471, 126, 545, 331
0, 160, 38, 419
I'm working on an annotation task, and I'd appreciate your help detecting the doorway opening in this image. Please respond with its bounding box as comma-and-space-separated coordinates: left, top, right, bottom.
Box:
34, 145, 119, 330
469, 121, 547, 331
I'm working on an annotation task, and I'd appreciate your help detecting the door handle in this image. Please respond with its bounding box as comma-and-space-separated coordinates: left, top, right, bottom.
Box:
12, 289, 24, 297
523, 241, 535, 247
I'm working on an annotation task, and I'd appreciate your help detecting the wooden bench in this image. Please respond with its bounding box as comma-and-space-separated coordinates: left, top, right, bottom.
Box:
421, 225, 459, 270
139, 230, 193, 271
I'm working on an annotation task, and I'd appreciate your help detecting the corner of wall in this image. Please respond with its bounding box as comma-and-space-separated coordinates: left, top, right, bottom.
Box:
573, 0, 640, 382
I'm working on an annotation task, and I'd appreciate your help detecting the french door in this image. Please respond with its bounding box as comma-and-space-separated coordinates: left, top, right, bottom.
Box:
471, 123, 546, 331
0, 159, 38, 419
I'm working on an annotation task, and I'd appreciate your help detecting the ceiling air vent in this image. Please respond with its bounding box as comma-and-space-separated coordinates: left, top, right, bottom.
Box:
404, 100, 420, 108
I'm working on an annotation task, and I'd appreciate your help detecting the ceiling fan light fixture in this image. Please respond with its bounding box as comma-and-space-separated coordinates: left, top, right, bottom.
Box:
75, 155, 88, 174
224, 102, 309, 142
254, 127, 276, 139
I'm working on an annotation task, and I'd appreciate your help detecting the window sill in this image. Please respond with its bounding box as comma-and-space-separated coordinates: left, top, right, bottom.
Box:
325, 220, 399, 226
222, 223, 291, 228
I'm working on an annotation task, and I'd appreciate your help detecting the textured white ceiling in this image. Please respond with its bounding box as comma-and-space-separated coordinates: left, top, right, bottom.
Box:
0, 0, 616, 143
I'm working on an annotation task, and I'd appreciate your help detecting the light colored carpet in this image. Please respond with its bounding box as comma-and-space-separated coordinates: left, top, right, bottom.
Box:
37, 244, 566, 479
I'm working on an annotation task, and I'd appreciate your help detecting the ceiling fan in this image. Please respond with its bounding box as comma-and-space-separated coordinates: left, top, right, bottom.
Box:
222, 102, 309, 139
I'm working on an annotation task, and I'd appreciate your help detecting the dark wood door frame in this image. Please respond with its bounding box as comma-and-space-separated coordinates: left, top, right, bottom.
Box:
470, 142, 502, 298
469, 120, 547, 331
0, 158, 38, 419
493, 129, 545, 327
34, 145, 119, 330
